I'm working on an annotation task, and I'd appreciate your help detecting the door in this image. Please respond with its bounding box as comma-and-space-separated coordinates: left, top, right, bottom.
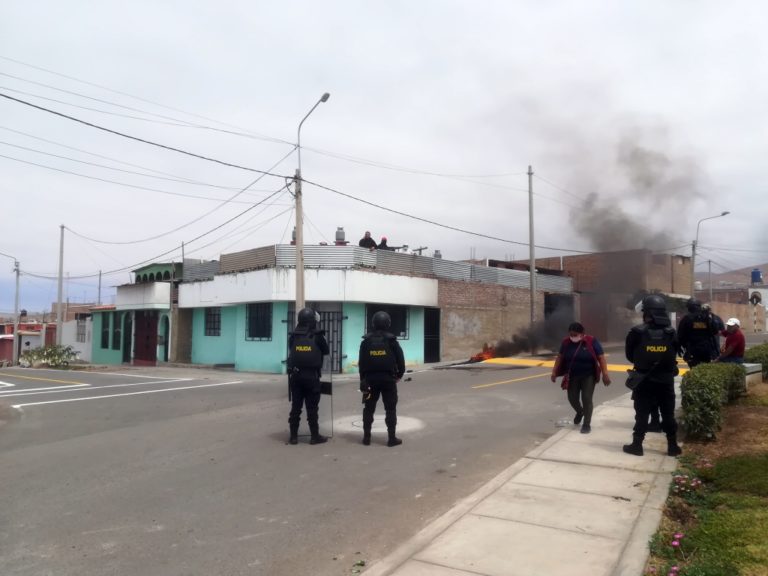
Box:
133, 310, 158, 366
424, 307, 441, 363
122, 313, 133, 363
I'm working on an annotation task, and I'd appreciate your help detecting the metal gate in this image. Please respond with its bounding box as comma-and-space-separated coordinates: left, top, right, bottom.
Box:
424, 307, 441, 363
286, 308, 343, 373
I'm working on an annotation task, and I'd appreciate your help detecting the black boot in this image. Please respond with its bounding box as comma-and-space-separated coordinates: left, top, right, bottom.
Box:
308, 420, 327, 445
623, 435, 644, 456
362, 424, 371, 446
288, 419, 299, 445
387, 429, 402, 447
667, 435, 682, 457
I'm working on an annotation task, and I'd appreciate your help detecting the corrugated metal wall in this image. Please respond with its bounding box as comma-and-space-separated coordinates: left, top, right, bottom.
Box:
182, 260, 220, 282
219, 246, 276, 274
208, 245, 572, 293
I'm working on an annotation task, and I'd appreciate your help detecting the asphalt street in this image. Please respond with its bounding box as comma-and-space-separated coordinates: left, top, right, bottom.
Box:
0, 352, 643, 576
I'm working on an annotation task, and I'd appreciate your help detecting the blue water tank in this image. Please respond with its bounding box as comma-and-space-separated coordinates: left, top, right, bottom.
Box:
751, 268, 763, 285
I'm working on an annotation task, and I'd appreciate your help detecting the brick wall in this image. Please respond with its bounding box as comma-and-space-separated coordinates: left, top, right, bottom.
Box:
707, 302, 765, 334
438, 280, 544, 361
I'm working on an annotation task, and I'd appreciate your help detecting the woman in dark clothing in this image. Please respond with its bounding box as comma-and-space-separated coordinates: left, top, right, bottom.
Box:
550, 322, 612, 434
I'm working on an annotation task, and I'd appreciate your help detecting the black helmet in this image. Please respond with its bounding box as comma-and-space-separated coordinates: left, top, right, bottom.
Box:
641, 294, 667, 313
686, 298, 701, 313
372, 311, 391, 330
297, 307, 317, 328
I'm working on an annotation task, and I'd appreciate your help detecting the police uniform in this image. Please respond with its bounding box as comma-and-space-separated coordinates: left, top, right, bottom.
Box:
287, 317, 330, 445
678, 306, 718, 367
359, 328, 406, 446
623, 296, 682, 457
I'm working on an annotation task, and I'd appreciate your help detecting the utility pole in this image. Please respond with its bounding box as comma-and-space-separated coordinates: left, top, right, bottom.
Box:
528, 165, 536, 327
295, 168, 305, 309
97, 270, 102, 305
56, 224, 64, 345
708, 260, 713, 304
12, 258, 19, 365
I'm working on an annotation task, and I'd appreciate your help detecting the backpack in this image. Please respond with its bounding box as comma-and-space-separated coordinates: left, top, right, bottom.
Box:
363, 333, 398, 375
289, 331, 323, 370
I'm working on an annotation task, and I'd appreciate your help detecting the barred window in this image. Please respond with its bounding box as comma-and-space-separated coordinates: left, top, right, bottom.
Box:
76, 313, 89, 343
205, 307, 221, 336
365, 305, 409, 339
245, 303, 272, 340
100, 313, 110, 349
111, 311, 121, 350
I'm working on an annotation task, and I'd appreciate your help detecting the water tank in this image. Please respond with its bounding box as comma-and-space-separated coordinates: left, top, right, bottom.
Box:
694, 280, 703, 290
433, 250, 442, 259
335, 227, 346, 245
751, 268, 763, 285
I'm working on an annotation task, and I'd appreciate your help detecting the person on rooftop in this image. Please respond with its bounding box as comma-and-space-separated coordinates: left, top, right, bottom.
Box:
358, 231, 377, 250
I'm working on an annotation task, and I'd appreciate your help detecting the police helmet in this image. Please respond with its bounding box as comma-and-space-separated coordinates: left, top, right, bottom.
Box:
641, 294, 667, 313
372, 311, 392, 330
686, 298, 701, 313
297, 307, 317, 328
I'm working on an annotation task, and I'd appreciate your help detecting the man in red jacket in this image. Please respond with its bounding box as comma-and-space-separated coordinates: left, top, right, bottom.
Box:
714, 317, 745, 364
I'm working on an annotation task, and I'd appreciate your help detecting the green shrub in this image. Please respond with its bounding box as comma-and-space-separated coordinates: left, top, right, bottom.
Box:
681, 364, 744, 440
744, 342, 768, 380
20, 344, 79, 368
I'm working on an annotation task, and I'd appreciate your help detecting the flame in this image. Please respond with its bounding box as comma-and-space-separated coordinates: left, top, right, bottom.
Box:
470, 343, 496, 362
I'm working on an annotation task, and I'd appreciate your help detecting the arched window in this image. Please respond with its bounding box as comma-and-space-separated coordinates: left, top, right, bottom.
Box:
163, 271, 171, 280
142, 274, 148, 282
149, 273, 155, 282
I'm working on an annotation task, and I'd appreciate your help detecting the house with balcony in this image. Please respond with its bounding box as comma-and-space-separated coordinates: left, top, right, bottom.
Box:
88, 246, 574, 372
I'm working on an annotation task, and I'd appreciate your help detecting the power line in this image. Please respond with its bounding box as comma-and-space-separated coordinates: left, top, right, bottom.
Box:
302, 178, 597, 254
533, 174, 591, 203
0, 92, 291, 178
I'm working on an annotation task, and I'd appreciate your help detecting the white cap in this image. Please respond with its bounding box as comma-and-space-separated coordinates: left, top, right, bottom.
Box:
726, 317, 740, 327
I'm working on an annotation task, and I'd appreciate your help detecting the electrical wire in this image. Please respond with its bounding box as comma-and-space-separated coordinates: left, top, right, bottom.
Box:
534, 174, 591, 203
0, 92, 291, 178
302, 178, 597, 254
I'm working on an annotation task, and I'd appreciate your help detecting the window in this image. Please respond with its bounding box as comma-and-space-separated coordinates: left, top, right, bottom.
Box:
111, 311, 121, 350
246, 303, 272, 340
205, 307, 221, 336
100, 313, 110, 349
76, 313, 89, 343
365, 305, 409, 339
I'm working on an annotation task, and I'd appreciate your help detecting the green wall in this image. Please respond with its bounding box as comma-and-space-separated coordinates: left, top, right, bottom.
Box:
191, 306, 237, 365
234, 302, 289, 373
91, 311, 123, 365
341, 303, 424, 372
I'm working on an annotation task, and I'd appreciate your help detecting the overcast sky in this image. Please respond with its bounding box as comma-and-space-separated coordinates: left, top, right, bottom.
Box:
1, 1, 767, 314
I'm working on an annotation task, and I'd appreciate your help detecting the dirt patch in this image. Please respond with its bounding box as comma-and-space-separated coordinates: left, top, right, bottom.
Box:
685, 382, 768, 459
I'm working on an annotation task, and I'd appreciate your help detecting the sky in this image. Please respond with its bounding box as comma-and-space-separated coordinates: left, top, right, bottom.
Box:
1, 1, 767, 314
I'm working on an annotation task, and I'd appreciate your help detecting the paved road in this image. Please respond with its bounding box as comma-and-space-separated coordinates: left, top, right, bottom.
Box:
0, 357, 631, 576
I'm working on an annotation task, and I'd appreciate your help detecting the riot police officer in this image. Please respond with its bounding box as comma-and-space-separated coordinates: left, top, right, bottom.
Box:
359, 311, 406, 446
287, 308, 330, 445
623, 294, 683, 457
677, 298, 718, 368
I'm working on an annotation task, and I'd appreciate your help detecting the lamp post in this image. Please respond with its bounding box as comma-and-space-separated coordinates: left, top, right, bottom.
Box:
294, 92, 330, 313
0, 251, 20, 365
691, 211, 730, 298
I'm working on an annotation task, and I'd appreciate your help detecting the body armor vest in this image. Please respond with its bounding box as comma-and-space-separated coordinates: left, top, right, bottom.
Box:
633, 326, 677, 372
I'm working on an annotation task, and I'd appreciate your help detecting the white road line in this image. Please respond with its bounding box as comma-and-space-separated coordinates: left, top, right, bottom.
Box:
0, 383, 90, 395
82, 371, 187, 378
13, 380, 245, 408
0, 380, 17, 388
0, 378, 192, 398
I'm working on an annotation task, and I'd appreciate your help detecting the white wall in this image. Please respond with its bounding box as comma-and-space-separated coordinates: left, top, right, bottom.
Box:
116, 282, 171, 310
60, 319, 92, 362
179, 268, 438, 308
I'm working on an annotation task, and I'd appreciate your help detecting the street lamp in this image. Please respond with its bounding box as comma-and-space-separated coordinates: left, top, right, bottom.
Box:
691, 211, 730, 298
294, 92, 330, 312
0, 250, 20, 365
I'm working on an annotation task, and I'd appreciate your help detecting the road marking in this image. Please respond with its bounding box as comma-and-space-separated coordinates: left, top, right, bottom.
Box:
0, 373, 88, 385
0, 380, 16, 387
0, 378, 192, 398
13, 380, 245, 408
0, 383, 91, 395
472, 372, 551, 389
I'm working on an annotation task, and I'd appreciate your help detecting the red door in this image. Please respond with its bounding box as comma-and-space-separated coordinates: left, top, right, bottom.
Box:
133, 310, 158, 366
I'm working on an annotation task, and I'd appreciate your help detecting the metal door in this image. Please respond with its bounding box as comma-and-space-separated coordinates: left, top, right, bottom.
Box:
424, 307, 441, 363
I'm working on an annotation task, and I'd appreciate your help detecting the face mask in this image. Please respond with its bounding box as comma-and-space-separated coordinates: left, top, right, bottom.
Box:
569, 336, 582, 343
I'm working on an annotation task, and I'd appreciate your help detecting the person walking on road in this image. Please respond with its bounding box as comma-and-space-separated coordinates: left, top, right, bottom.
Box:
551, 322, 611, 434
714, 317, 745, 364
623, 295, 682, 457
287, 308, 330, 445
359, 311, 406, 446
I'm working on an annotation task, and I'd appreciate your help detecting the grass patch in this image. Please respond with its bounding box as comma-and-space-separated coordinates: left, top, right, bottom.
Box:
712, 453, 768, 497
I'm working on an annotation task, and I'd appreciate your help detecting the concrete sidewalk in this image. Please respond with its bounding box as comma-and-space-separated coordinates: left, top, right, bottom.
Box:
364, 386, 680, 576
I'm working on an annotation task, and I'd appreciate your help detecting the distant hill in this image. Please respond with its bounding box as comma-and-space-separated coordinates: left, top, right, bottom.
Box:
696, 261, 768, 288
